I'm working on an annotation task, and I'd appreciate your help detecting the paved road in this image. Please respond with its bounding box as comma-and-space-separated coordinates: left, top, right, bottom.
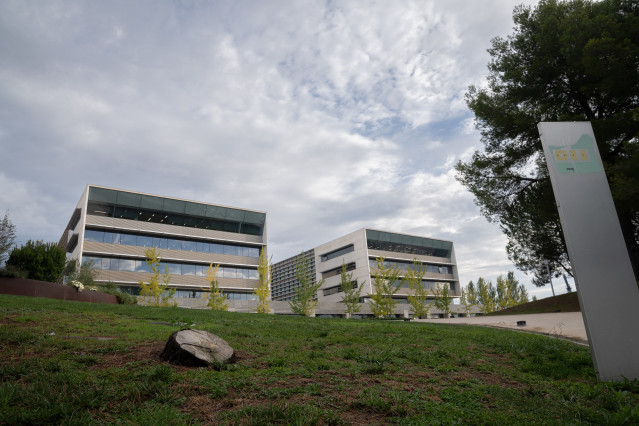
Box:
414, 312, 588, 344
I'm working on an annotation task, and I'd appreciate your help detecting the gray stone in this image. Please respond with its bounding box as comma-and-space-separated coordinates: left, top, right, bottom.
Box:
160, 329, 235, 368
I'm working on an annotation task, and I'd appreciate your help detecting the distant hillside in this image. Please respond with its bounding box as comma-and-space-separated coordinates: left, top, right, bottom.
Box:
486, 292, 580, 316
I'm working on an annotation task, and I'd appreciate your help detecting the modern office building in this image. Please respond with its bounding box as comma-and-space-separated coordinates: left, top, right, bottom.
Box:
271, 249, 315, 301
271, 228, 459, 305
58, 185, 267, 300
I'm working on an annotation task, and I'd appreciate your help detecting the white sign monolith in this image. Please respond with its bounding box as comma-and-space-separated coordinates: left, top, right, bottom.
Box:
538, 121, 639, 381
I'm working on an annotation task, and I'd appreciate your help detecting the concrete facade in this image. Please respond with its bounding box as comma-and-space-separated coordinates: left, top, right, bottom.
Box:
271, 228, 460, 313
59, 185, 267, 300
271, 249, 315, 301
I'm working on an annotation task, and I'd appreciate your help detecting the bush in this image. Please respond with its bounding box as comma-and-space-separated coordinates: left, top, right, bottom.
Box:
98, 281, 137, 305
0, 266, 27, 278
6, 241, 65, 282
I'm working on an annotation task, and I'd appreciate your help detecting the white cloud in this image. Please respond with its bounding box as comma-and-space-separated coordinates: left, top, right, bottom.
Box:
0, 0, 550, 296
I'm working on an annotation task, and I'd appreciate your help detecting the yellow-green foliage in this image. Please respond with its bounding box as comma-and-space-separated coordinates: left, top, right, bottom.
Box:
289, 253, 324, 316
459, 286, 476, 316
472, 272, 529, 313
432, 282, 452, 317
138, 247, 176, 307
254, 247, 271, 314
203, 263, 228, 311
340, 261, 363, 316
369, 257, 402, 318
477, 277, 496, 314
404, 260, 430, 319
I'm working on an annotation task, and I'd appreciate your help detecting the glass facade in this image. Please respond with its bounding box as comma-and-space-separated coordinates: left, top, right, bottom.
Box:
368, 258, 452, 274
366, 229, 452, 258
87, 187, 265, 236
82, 256, 259, 280
84, 229, 260, 258
118, 286, 256, 300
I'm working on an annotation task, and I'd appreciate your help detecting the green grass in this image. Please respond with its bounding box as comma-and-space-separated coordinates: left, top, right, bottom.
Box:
1, 295, 638, 425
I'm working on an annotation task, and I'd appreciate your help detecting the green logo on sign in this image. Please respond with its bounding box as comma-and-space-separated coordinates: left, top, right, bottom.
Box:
549, 134, 601, 175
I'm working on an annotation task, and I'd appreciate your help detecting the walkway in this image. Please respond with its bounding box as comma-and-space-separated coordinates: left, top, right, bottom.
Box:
414, 312, 588, 345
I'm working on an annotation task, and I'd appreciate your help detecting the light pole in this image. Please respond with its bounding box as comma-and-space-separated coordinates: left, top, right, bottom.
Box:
543, 260, 555, 297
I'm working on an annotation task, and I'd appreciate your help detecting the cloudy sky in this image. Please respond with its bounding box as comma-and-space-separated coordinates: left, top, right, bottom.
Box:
0, 0, 569, 299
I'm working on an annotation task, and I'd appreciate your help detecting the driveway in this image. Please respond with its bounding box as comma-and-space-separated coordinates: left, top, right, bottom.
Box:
414, 312, 588, 345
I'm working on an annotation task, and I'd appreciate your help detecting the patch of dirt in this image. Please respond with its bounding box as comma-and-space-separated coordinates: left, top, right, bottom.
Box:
95, 341, 164, 369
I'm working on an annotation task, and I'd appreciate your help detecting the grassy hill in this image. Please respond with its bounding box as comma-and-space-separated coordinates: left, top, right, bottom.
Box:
1, 294, 638, 424
488, 292, 581, 316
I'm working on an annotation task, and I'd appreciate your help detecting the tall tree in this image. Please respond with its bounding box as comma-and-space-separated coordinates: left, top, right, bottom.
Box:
369, 257, 402, 318
495, 275, 511, 311
504, 271, 530, 306
6, 240, 65, 282
465, 280, 480, 305
404, 260, 431, 319
476, 278, 496, 314
456, 0, 639, 284
254, 247, 271, 314
138, 247, 175, 307
339, 261, 363, 317
204, 263, 228, 311
0, 211, 16, 266
460, 285, 478, 316
289, 253, 325, 316
432, 283, 453, 317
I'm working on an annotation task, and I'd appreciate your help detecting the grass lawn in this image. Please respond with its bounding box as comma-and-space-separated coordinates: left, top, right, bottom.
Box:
1, 295, 638, 425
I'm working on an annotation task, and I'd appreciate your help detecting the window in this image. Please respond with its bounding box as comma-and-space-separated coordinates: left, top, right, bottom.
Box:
195, 265, 205, 277
84, 230, 104, 243
105, 232, 119, 244
137, 235, 153, 247
323, 281, 357, 296
118, 259, 136, 272
100, 258, 111, 270
182, 264, 196, 276
152, 237, 168, 249
87, 187, 265, 236
320, 244, 354, 262
222, 267, 236, 279
82, 255, 260, 281
165, 263, 181, 275
120, 234, 137, 246
224, 245, 239, 256
168, 239, 182, 251
136, 260, 151, 273
321, 262, 355, 279
182, 240, 197, 252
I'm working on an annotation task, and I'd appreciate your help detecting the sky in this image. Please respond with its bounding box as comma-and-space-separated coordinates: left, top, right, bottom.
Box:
0, 0, 572, 300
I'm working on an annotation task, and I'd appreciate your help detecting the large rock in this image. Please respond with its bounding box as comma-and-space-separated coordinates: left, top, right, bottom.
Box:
160, 329, 235, 368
